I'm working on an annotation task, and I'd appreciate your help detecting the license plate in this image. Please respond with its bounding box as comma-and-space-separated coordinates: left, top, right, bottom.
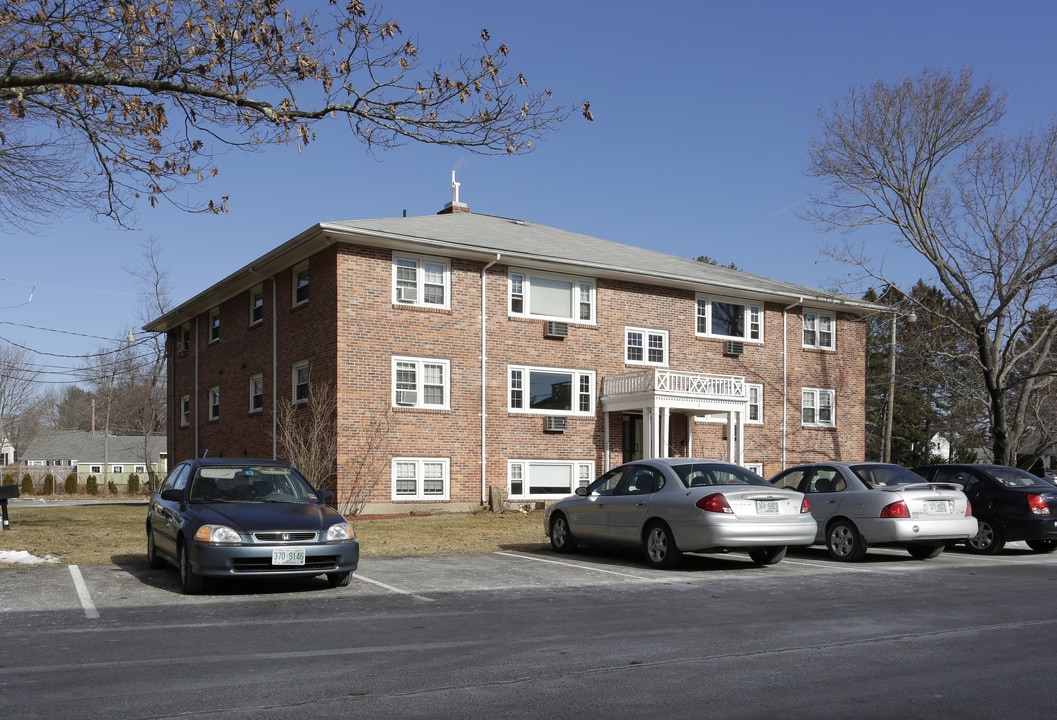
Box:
756, 500, 780, 514
924, 500, 951, 514
271, 548, 306, 566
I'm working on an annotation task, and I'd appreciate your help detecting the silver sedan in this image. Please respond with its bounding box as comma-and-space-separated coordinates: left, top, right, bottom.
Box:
769, 462, 978, 561
543, 458, 816, 569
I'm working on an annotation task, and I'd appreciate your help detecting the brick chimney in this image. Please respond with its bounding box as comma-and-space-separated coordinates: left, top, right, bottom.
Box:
437, 170, 470, 214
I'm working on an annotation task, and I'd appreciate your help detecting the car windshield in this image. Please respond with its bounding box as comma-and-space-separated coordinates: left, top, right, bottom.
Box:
987, 466, 1053, 488
851, 464, 926, 489
187, 466, 319, 504
673, 463, 771, 489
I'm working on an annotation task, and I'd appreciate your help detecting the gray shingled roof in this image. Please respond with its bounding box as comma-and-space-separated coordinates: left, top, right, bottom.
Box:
146, 210, 880, 332
21, 430, 165, 464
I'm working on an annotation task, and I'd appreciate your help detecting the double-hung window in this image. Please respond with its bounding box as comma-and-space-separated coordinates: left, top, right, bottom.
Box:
250, 284, 264, 325
803, 310, 835, 350
747, 383, 763, 424
802, 388, 835, 427
208, 308, 220, 343
508, 269, 595, 323
393, 357, 449, 410
180, 395, 191, 427
292, 261, 309, 306
208, 386, 220, 420
696, 295, 762, 341
249, 374, 264, 413
393, 253, 450, 308
625, 327, 668, 366
392, 458, 449, 500
508, 460, 595, 499
508, 365, 594, 415
292, 361, 310, 404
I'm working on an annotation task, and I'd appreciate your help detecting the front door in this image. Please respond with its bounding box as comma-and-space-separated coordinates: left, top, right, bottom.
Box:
622, 414, 643, 463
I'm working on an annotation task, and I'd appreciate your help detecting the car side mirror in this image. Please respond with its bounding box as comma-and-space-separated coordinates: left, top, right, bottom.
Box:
318, 489, 334, 505
160, 488, 185, 503
575, 486, 589, 497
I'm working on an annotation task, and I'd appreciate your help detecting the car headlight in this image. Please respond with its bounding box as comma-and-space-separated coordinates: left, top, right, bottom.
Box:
326, 523, 356, 542
194, 525, 241, 544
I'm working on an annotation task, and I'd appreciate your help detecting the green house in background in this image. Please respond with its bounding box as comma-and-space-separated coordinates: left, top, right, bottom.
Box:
20, 430, 167, 484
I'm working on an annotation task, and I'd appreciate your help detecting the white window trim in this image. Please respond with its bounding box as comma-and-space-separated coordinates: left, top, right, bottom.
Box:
695, 294, 763, 342
507, 459, 596, 500
508, 365, 596, 415
249, 374, 264, 413
744, 462, 764, 476
392, 252, 451, 309
803, 309, 836, 350
208, 308, 220, 344
392, 356, 451, 410
250, 284, 264, 326
391, 457, 450, 500
746, 383, 763, 424
208, 386, 220, 420
625, 326, 669, 367
507, 268, 596, 324
292, 261, 309, 307
180, 394, 190, 427
292, 361, 310, 405
802, 387, 836, 427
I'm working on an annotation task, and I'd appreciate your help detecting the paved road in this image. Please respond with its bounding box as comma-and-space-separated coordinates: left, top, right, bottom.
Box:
2, 544, 1055, 719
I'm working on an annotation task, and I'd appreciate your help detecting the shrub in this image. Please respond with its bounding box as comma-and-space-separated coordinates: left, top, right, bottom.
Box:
86, 475, 99, 496
65, 473, 78, 494
128, 474, 140, 494
21, 473, 33, 495
107, 480, 117, 494
1, 472, 13, 486
43, 473, 55, 495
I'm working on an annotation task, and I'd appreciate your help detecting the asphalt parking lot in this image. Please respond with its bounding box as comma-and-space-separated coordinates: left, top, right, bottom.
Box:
3, 540, 1054, 620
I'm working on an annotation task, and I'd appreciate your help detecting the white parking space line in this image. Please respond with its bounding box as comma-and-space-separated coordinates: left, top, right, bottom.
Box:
778, 558, 903, 575
354, 573, 435, 602
493, 551, 675, 583
68, 565, 99, 619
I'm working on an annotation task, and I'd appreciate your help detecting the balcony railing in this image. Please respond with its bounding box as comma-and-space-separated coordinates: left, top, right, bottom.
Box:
602, 369, 746, 403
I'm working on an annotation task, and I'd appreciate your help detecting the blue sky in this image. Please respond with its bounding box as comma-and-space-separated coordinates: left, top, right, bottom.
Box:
4, 0, 1056, 387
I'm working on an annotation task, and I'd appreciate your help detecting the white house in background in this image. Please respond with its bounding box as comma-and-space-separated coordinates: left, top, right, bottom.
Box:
0, 437, 13, 465
20, 430, 167, 481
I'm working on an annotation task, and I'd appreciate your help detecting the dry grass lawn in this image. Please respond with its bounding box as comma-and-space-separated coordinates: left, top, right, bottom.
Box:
0, 503, 550, 566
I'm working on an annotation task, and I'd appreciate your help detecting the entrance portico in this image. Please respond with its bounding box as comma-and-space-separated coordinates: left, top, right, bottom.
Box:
600, 369, 748, 471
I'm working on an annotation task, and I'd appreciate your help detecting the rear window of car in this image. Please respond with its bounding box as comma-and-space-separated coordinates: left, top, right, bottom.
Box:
988, 467, 1052, 488
851, 464, 926, 489
673, 463, 771, 489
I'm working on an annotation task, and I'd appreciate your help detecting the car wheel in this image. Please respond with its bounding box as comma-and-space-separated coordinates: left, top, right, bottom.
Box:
179, 542, 205, 595
748, 546, 787, 565
327, 572, 352, 588
1026, 539, 1057, 553
826, 520, 867, 562
907, 543, 944, 560
549, 513, 578, 553
643, 521, 682, 569
966, 519, 1005, 554
146, 528, 166, 569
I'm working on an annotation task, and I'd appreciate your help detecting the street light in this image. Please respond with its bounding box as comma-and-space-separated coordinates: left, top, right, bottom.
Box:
883, 309, 917, 463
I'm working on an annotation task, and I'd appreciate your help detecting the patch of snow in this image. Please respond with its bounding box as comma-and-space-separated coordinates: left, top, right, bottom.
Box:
0, 550, 60, 565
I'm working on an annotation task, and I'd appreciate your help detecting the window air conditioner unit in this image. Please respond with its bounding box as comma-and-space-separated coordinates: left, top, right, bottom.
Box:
545, 416, 568, 432
176, 340, 188, 353
725, 340, 744, 356
395, 390, 418, 406
397, 287, 418, 303
545, 321, 569, 338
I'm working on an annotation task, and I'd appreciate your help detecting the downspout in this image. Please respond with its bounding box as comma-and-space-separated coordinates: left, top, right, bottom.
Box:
781, 298, 804, 470
194, 316, 200, 458
271, 277, 278, 459
481, 254, 501, 505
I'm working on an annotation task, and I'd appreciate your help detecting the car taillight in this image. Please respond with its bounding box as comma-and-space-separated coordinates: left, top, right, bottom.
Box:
1028, 494, 1050, 515
697, 493, 733, 513
965, 499, 972, 517
800, 496, 812, 513
880, 500, 911, 518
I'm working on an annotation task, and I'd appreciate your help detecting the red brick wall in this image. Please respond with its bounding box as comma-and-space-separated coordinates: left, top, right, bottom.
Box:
165, 241, 866, 506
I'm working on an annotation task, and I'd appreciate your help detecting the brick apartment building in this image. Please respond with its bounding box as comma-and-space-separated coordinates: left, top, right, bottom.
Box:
145, 193, 877, 513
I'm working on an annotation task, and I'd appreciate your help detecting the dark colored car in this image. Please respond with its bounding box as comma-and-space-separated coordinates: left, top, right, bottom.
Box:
913, 464, 1057, 554
146, 458, 359, 593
